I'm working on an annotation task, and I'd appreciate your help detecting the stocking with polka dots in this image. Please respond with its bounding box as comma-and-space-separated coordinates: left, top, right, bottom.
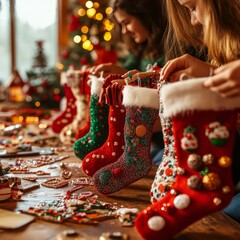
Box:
150, 80, 178, 203
82, 74, 126, 176
93, 86, 160, 195
51, 72, 77, 134
135, 78, 240, 240
73, 75, 117, 160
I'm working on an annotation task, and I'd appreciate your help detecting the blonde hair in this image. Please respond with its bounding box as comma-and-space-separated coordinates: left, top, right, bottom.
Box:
203, 0, 240, 66
166, 0, 240, 66
165, 0, 204, 61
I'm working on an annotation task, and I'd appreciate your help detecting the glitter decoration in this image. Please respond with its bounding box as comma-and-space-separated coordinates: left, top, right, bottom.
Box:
218, 156, 232, 168
202, 173, 221, 191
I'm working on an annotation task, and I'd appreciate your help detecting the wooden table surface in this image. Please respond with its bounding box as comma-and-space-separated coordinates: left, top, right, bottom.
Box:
0, 152, 240, 240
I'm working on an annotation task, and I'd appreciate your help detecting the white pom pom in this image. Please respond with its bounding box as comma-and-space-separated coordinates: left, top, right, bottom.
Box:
148, 216, 165, 231
173, 194, 190, 209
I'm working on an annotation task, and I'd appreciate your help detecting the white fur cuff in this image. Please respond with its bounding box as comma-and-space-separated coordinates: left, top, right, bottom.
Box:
161, 77, 240, 117
122, 86, 159, 109
90, 75, 103, 96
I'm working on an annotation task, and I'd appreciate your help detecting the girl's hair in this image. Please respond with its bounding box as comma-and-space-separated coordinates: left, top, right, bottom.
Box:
166, 0, 240, 66
203, 0, 240, 66
109, 0, 167, 60
165, 0, 204, 61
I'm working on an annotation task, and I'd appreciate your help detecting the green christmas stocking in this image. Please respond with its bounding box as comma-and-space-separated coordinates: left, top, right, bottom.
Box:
73, 75, 109, 160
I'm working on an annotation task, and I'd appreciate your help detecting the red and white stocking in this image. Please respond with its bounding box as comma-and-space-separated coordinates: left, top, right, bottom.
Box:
51, 69, 77, 134
59, 69, 90, 144
135, 78, 240, 240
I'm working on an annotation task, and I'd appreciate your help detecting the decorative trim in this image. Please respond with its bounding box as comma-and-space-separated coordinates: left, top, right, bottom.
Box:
122, 86, 159, 109
161, 77, 240, 117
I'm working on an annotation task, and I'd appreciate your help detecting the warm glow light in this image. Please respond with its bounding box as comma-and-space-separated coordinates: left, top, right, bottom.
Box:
105, 22, 114, 31
86, 1, 93, 8
39, 123, 48, 129
35, 101, 41, 107
25, 95, 32, 102
88, 44, 94, 51
87, 8, 96, 18
66, 129, 72, 136
106, 7, 113, 15
81, 26, 89, 34
81, 35, 88, 42
78, 8, 86, 16
103, 19, 110, 25
103, 32, 112, 41
82, 40, 92, 49
53, 88, 60, 94
93, 2, 99, 8
25, 116, 39, 124
95, 13, 103, 21
73, 35, 81, 43
56, 62, 64, 70
11, 116, 24, 123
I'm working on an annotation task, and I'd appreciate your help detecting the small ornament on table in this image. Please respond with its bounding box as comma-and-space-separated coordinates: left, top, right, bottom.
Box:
100, 232, 128, 240
41, 178, 68, 188
115, 207, 139, 227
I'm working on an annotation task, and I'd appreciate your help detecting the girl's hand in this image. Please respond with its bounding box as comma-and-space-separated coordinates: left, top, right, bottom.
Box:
204, 60, 240, 98
160, 54, 214, 81
90, 63, 127, 78
112, 69, 140, 85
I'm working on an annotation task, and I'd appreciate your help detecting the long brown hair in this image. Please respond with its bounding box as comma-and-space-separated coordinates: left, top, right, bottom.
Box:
165, 0, 204, 61
165, 0, 240, 66
109, 0, 167, 60
203, 0, 240, 66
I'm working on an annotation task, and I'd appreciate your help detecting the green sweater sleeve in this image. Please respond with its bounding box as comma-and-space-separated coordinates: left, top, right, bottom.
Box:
123, 54, 165, 72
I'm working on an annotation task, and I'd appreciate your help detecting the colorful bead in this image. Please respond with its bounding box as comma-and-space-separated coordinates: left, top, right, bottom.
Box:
202, 173, 221, 191
202, 154, 215, 165
187, 175, 202, 190
218, 156, 232, 168
187, 154, 202, 170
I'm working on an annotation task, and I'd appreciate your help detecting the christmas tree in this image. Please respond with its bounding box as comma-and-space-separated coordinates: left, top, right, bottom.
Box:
25, 40, 63, 109
60, 0, 116, 70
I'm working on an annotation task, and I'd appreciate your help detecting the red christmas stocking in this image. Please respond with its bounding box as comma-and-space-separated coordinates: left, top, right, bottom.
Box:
59, 69, 90, 144
135, 78, 240, 240
93, 86, 159, 195
82, 76, 125, 176
51, 73, 77, 134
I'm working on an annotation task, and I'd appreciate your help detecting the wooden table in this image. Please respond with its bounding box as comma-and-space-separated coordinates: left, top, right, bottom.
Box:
0, 152, 240, 240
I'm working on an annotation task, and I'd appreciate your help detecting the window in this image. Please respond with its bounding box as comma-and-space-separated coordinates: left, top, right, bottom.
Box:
0, 0, 11, 84
0, 0, 59, 84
